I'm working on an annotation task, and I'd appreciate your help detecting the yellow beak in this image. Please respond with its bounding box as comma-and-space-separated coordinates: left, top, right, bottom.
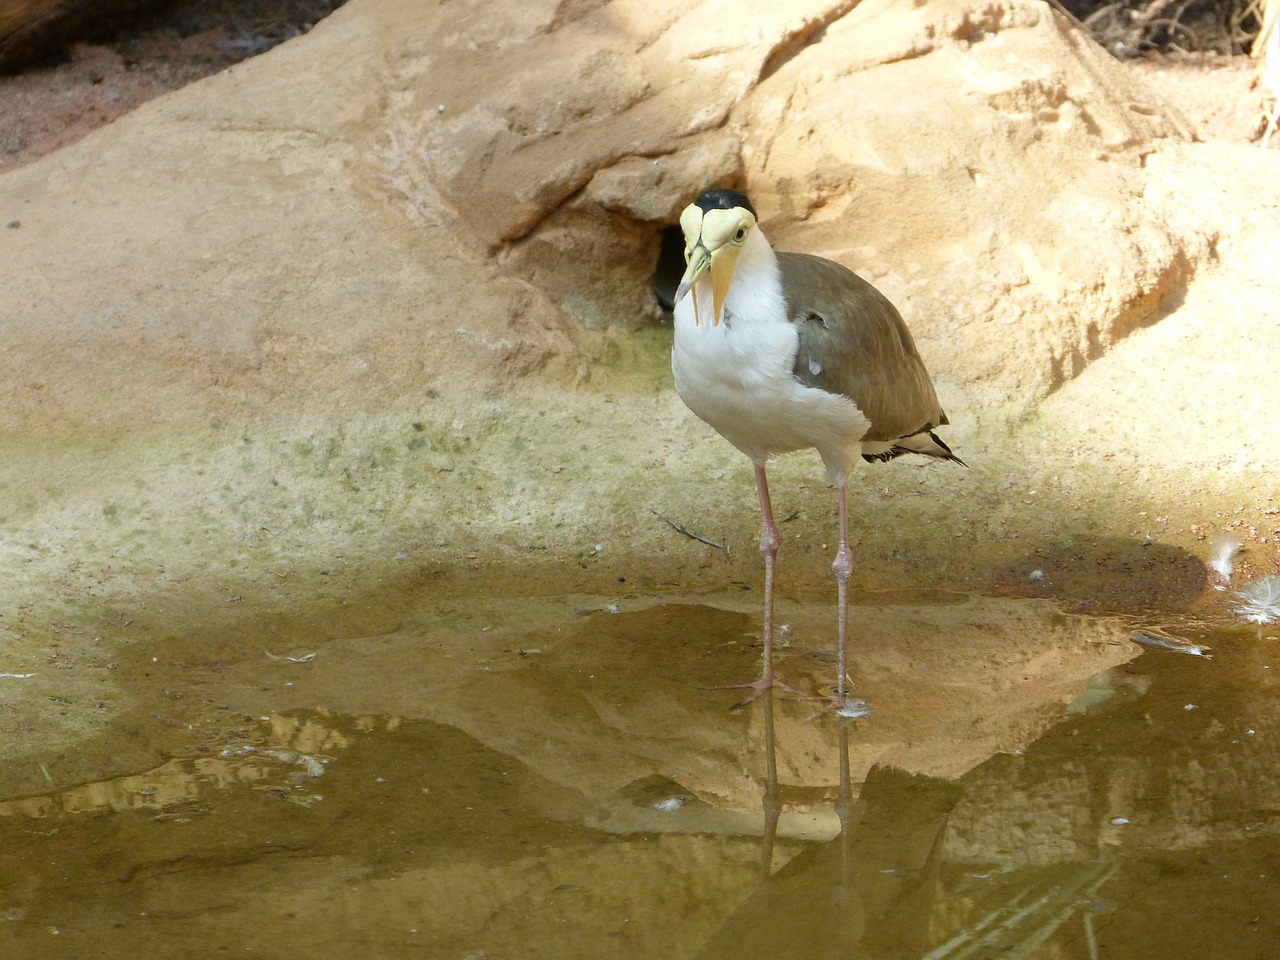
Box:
673, 242, 736, 326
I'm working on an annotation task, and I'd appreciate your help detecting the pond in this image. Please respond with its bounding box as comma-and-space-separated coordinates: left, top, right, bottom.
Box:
0, 593, 1274, 959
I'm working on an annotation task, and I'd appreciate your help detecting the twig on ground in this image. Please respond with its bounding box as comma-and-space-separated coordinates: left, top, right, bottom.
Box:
652, 511, 729, 554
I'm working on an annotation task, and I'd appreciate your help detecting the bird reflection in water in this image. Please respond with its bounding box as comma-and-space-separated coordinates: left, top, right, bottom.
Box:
699, 695, 1118, 960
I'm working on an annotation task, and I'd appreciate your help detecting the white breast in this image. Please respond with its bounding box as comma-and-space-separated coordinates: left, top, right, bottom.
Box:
670, 229, 871, 481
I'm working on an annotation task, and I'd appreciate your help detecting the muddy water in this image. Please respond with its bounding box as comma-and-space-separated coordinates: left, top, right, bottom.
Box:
0, 595, 1276, 959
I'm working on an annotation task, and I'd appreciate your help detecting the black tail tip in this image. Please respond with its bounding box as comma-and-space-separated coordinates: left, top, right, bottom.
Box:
927, 431, 967, 468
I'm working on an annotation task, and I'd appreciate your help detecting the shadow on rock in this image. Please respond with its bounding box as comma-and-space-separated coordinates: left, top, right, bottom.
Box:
996, 535, 1208, 614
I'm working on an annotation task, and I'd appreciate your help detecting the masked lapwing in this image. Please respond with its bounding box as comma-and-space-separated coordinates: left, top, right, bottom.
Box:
671, 188, 964, 715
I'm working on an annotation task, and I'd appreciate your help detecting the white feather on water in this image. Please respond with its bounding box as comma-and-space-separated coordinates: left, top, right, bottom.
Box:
1208, 533, 1242, 580
1130, 630, 1212, 658
1233, 575, 1280, 625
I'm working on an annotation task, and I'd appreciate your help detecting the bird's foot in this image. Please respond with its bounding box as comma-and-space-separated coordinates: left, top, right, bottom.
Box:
804, 692, 872, 723
706, 675, 805, 708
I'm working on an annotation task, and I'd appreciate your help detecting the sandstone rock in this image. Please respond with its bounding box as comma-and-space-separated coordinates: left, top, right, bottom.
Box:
732, 0, 1205, 412
0, 0, 593, 434
0, 0, 1217, 430
368, 0, 1212, 415
583, 129, 742, 223
381, 0, 853, 249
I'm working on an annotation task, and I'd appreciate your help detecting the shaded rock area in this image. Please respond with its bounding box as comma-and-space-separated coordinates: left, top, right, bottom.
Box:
0, 0, 342, 73
0, 0, 162, 70
0, 0, 1279, 790
0, 1, 350, 170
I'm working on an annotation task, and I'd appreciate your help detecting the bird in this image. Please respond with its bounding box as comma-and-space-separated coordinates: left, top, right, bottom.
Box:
670, 188, 963, 714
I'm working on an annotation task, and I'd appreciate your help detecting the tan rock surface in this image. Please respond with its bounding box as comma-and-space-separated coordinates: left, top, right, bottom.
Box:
0, 0, 1233, 428
736, 0, 1205, 412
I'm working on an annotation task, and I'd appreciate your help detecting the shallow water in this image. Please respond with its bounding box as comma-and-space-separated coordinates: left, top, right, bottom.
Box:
1, 595, 1276, 959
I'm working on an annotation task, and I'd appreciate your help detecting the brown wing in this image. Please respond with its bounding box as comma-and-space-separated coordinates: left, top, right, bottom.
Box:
780, 252, 948, 444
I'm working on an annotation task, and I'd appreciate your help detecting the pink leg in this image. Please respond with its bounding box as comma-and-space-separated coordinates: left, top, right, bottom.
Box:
829, 481, 870, 718
833, 480, 853, 700
755, 463, 780, 689
712, 463, 800, 705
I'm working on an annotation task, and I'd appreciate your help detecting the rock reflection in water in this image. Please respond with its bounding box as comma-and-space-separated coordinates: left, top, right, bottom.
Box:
699, 634, 1280, 959
0, 713, 346, 821
0, 600, 1274, 959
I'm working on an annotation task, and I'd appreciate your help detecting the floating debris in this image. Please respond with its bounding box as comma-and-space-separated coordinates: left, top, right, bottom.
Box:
838, 698, 872, 719
1208, 534, 1242, 581
1110, 817, 1130, 826
1232, 576, 1280, 626
1130, 630, 1213, 659
0, 672, 35, 679
576, 601, 620, 616
220, 745, 326, 779
653, 796, 686, 812
281, 793, 324, 807
265, 650, 317, 662
257, 748, 327, 779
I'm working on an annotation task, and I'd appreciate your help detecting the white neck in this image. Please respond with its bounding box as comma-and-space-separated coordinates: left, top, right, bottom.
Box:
722, 226, 786, 325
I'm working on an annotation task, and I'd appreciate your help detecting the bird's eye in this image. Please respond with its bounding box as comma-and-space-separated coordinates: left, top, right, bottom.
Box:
734, 227, 747, 242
